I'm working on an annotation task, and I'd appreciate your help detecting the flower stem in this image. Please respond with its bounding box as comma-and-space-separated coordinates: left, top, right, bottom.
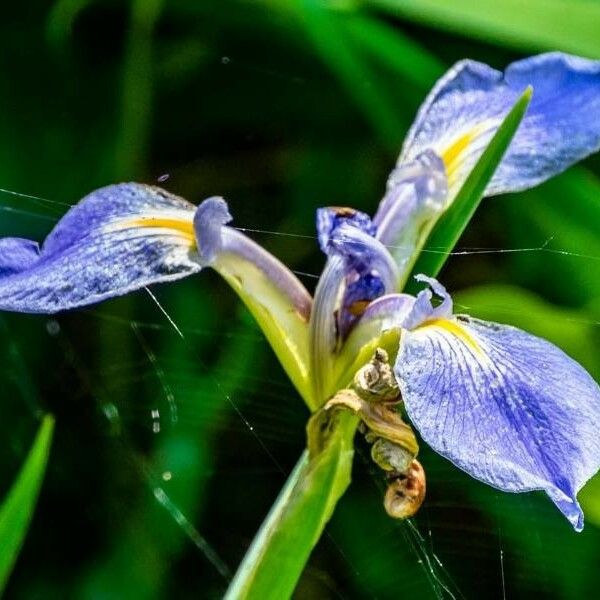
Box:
225, 412, 358, 600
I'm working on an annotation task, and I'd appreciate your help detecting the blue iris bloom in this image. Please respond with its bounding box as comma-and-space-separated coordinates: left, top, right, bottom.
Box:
2, 52, 600, 531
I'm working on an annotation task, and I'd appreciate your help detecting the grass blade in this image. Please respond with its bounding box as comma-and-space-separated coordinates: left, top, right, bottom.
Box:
295, 0, 405, 151
369, 0, 600, 58
405, 87, 532, 292
343, 15, 444, 88
0, 414, 55, 593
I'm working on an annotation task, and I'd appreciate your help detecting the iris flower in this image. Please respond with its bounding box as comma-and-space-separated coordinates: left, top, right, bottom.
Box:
2, 52, 600, 531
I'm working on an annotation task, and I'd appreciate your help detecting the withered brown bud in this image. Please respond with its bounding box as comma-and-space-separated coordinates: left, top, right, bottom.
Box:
384, 459, 426, 519
352, 348, 399, 403
371, 438, 414, 473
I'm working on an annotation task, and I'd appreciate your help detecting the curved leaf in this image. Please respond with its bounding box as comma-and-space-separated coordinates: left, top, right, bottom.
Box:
0, 415, 55, 593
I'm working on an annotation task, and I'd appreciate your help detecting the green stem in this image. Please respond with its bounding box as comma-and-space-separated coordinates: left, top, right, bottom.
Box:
225, 413, 358, 599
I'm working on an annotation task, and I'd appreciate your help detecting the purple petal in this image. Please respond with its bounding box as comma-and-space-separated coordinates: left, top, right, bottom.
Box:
0, 183, 202, 313
357, 293, 416, 329
400, 52, 600, 198
333, 293, 417, 394
324, 221, 399, 337
0, 238, 40, 276
192, 204, 312, 321
316, 207, 376, 254
42, 182, 194, 254
401, 274, 453, 330
192, 208, 313, 403
395, 315, 600, 531
374, 150, 448, 274
193, 196, 232, 262
215, 227, 312, 320
344, 292, 416, 356
310, 218, 399, 400
0, 183, 314, 403
310, 255, 347, 401
328, 223, 399, 287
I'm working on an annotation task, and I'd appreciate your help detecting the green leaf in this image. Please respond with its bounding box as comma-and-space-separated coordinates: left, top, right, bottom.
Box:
114, 0, 164, 178
343, 14, 445, 89
46, 0, 95, 47
0, 414, 55, 593
405, 86, 532, 293
294, 0, 405, 151
225, 412, 357, 600
369, 0, 600, 58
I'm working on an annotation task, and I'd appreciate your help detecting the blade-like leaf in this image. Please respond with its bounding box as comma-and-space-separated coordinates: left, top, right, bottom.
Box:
370, 0, 600, 58
225, 412, 357, 600
405, 87, 532, 292
294, 0, 405, 151
343, 14, 445, 89
0, 414, 55, 593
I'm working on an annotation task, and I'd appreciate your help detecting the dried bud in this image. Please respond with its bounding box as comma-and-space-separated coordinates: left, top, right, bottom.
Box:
384, 459, 426, 519
361, 402, 419, 456
353, 348, 399, 403
371, 438, 414, 473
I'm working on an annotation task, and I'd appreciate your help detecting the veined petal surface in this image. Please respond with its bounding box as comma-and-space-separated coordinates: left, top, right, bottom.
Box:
395, 315, 600, 530
400, 52, 600, 198
0, 239, 40, 277
0, 183, 201, 312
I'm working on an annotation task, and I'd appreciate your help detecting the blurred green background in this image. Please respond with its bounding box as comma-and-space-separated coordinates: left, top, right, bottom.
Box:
2, 0, 600, 598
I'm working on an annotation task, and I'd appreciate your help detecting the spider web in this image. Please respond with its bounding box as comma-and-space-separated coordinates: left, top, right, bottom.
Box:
2, 186, 600, 599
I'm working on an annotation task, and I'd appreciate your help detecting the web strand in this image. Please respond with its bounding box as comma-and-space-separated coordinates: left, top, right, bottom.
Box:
142, 288, 370, 592
0, 183, 596, 596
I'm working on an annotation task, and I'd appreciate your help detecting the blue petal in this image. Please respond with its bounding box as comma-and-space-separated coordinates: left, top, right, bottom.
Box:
326, 221, 399, 337
358, 293, 416, 327
0, 183, 202, 313
193, 196, 232, 262
373, 150, 448, 275
401, 274, 453, 329
316, 207, 376, 254
337, 293, 417, 383
310, 211, 398, 400
328, 223, 398, 284
197, 208, 312, 321
0, 238, 40, 276
400, 52, 600, 197
395, 314, 600, 531
191, 202, 314, 404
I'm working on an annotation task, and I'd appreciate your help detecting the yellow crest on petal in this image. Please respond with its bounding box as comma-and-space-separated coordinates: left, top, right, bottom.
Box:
110, 213, 196, 245
439, 120, 497, 189
417, 317, 482, 355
